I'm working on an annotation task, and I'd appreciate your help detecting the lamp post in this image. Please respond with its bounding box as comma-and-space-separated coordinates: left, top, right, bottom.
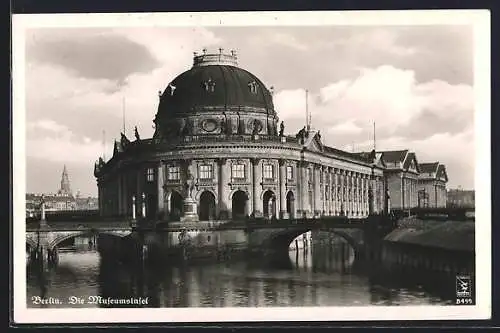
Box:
141, 192, 146, 219
131, 195, 137, 228
40, 195, 47, 229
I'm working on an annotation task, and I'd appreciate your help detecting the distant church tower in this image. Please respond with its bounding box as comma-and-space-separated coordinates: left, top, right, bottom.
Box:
57, 164, 72, 196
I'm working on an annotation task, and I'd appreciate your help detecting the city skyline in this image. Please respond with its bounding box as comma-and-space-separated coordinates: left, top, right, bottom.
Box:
25, 25, 475, 196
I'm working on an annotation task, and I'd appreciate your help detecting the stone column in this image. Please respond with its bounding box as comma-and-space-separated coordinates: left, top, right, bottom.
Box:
217, 158, 229, 219
157, 161, 165, 218
365, 175, 369, 215
338, 170, 343, 215
313, 165, 321, 217
349, 172, 354, 217
279, 159, 287, 219
252, 158, 263, 218
300, 161, 308, 217
333, 169, 338, 216
360, 175, 364, 216
365, 175, 370, 216
324, 169, 329, 215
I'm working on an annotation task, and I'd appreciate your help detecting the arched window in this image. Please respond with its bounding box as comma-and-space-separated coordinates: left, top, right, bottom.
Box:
231, 163, 245, 179
263, 164, 274, 180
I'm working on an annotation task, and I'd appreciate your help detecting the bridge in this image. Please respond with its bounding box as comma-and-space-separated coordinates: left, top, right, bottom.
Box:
26, 209, 396, 266
26, 206, 467, 266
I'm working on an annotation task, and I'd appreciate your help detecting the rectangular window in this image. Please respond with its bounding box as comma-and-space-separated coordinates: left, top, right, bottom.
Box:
231, 164, 245, 179
198, 164, 213, 180
146, 168, 155, 182
263, 164, 274, 180
286, 166, 293, 180
167, 166, 180, 180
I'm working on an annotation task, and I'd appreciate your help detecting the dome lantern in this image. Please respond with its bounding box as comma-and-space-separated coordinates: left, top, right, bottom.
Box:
192, 48, 239, 67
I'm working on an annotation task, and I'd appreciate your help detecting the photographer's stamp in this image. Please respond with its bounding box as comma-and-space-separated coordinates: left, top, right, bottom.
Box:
13, 9, 491, 323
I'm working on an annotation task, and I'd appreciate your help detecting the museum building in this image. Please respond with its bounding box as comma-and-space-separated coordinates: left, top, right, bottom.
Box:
93, 50, 393, 222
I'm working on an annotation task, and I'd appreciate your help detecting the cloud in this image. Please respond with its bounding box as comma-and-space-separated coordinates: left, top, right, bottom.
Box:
273, 64, 474, 188
26, 27, 223, 143
327, 121, 363, 135
23, 26, 475, 194
346, 129, 475, 189
275, 65, 473, 143
267, 32, 308, 51
26, 119, 103, 164
26, 29, 161, 87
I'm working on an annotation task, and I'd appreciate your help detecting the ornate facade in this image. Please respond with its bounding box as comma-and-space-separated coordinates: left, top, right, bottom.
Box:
94, 50, 391, 221
418, 162, 448, 208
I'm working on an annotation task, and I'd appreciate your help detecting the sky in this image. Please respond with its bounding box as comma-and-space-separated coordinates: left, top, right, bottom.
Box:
23, 24, 475, 196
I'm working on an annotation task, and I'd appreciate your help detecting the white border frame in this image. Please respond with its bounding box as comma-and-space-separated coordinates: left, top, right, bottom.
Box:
12, 10, 491, 323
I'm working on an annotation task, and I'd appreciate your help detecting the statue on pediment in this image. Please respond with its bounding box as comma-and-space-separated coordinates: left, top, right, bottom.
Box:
134, 126, 140, 140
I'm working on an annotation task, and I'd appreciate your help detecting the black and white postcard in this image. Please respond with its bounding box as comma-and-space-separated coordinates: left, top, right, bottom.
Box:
12, 10, 491, 323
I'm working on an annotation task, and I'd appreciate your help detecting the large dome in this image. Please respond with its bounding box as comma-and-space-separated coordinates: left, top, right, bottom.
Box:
155, 51, 275, 121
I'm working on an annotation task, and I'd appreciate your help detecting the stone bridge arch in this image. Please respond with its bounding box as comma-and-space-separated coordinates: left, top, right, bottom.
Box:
249, 227, 365, 258
48, 230, 132, 251
26, 237, 37, 251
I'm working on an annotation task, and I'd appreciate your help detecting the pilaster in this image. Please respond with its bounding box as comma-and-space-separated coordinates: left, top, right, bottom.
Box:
252, 158, 263, 217
278, 159, 287, 218
217, 158, 229, 219
313, 164, 321, 217
157, 161, 165, 218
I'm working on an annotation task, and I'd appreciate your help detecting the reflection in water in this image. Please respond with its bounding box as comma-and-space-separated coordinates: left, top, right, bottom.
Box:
27, 242, 453, 308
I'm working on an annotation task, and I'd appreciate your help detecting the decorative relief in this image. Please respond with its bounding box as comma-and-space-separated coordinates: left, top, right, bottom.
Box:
200, 118, 219, 132
229, 184, 251, 192
247, 119, 263, 134
202, 78, 216, 92
248, 81, 258, 94
261, 185, 278, 194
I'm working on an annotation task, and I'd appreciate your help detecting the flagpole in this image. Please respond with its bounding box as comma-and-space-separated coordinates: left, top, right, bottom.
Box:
122, 97, 126, 135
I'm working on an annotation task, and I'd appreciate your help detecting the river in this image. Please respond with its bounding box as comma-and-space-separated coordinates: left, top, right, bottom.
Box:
26, 242, 454, 308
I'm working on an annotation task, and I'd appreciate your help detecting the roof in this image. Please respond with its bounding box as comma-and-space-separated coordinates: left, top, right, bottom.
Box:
437, 164, 448, 182
155, 62, 275, 122
323, 145, 372, 163
352, 151, 375, 160
379, 150, 408, 163
419, 162, 439, 174
402, 152, 419, 171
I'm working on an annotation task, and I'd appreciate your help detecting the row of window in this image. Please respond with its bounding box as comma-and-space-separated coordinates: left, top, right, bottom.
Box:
146, 164, 295, 182
148, 164, 375, 183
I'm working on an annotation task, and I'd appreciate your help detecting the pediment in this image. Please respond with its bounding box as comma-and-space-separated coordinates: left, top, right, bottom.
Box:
409, 159, 417, 172
374, 154, 386, 168
437, 166, 448, 182
304, 132, 324, 152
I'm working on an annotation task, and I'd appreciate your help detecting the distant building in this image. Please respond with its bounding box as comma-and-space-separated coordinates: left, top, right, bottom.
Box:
447, 188, 475, 208
378, 150, 420, 212
26, 165, 98, 216
418, 162, 448, 208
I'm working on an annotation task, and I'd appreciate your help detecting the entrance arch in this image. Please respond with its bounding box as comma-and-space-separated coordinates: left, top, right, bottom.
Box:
286, 191, 295, 218
170, 191, 183, 221
263, 190, 277, 218
232, 190, 249, 220
199, 191, 216, 221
